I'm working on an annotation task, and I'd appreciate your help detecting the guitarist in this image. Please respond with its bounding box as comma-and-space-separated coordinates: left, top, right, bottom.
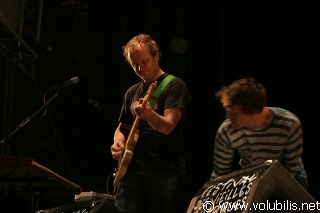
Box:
110, 34, 191, 213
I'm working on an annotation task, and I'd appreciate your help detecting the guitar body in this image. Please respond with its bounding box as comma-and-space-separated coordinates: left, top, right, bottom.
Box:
113, 129, 140, 187
113, 82, 157, 187
113, 150, 133, 187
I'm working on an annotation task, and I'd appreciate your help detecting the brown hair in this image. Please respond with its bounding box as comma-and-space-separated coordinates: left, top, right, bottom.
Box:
216, 78, 267, 114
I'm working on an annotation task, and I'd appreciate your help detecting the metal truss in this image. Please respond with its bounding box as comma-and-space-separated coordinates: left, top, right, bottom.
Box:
0, 0, 43, 77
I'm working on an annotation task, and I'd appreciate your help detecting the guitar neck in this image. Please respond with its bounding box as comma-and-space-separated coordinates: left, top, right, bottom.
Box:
125, 117, 141, 150
124, 82, 157, 151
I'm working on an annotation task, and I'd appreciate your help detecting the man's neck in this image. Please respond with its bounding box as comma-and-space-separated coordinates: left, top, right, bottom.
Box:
248, 108, 271, 129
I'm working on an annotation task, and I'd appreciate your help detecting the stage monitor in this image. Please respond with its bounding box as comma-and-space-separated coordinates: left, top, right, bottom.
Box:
187, 160, 318, 213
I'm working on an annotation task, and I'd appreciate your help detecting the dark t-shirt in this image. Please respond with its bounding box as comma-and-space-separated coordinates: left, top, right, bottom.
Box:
118, 73, 191, 169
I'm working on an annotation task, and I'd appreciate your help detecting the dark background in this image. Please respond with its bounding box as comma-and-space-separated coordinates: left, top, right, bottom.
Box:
1, 0, 319, 210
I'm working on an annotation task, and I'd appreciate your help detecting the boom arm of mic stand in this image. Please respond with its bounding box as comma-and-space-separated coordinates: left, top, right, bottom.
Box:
0, 93, 58, 144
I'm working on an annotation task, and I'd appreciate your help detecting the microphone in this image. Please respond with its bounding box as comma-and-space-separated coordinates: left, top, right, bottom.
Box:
53, 76, 80, 90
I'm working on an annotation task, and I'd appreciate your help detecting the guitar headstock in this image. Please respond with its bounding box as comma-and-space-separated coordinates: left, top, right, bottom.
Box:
143, 81, 157, 104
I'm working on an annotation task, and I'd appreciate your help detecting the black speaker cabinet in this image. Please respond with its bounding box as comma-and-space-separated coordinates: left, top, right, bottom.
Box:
187, 160, 318, 213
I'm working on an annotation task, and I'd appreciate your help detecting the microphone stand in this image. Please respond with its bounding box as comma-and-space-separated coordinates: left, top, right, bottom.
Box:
0, 92, 58, 145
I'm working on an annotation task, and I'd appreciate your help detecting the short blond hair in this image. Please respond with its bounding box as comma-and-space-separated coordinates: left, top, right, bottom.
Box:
122, 34, 160, 64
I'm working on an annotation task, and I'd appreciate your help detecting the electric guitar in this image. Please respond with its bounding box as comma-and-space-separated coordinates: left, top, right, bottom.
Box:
113, 81, 157, 187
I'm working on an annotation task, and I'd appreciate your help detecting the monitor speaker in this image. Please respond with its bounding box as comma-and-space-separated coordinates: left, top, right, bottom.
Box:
187, 160, 318, 213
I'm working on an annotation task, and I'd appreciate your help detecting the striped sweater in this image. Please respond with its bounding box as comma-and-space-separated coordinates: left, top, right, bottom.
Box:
211, 107, 307, 180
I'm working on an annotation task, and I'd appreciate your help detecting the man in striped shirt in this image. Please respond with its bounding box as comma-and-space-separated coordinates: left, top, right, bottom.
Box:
210, 78, 308, 189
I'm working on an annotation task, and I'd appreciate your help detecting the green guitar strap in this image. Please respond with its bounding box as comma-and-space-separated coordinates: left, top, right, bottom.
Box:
149, 74, 175, 107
